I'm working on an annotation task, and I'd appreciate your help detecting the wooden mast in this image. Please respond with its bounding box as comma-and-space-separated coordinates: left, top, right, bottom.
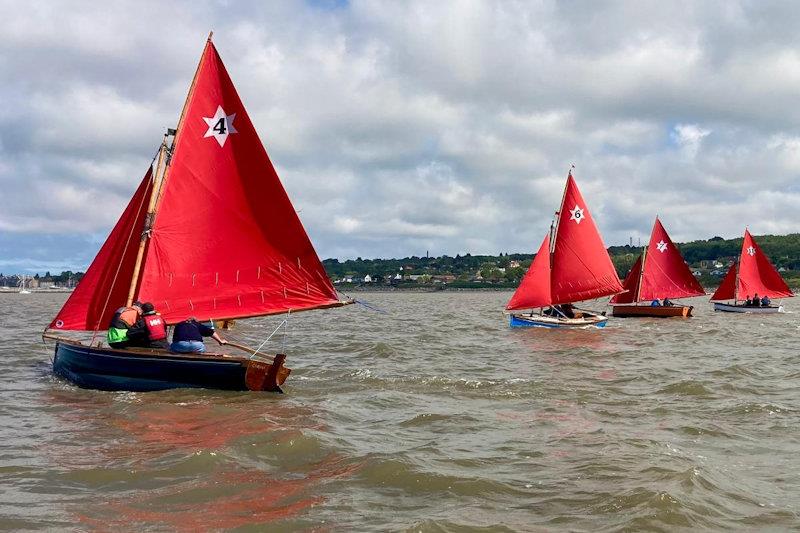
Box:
635, 246, 647, 303
125, 32, 214, 306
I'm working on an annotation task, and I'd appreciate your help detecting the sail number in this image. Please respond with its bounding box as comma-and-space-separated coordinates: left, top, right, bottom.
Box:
213, 117, 227, 135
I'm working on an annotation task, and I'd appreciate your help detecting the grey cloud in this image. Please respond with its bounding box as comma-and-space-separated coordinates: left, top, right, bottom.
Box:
1, 0, 800, 271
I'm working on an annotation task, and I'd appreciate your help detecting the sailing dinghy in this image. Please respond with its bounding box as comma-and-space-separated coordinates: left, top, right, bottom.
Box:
610, 217, 704, 317
710, 229, 793, 313
43, 36, 351, 392
505, 170, 624, 328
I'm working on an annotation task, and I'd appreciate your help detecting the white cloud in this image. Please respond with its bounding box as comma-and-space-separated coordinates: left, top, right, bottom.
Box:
2, 0, 800, 270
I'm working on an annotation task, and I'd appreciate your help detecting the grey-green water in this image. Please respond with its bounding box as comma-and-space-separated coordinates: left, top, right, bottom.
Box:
1, 292, 799, 531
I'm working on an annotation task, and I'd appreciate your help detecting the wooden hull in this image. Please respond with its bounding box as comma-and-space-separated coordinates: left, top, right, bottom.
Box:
611, 305, 693, 318
52, 340, 290, 393
713, 302, 784, 314
509, 312, 607, 328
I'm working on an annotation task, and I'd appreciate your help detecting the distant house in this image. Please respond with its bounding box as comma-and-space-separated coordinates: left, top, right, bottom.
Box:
779, 267, 787, 272
363, 274, 372, 283
714, 261, 724, 268
393, 273, 402, 280
509, 260, 521, 268
432, 275, 456, 283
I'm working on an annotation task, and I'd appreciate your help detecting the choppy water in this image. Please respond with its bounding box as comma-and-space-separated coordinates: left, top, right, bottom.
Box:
1, 292, 799, 531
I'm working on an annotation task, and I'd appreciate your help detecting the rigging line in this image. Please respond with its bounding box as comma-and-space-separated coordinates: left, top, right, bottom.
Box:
251, 316, 288, 360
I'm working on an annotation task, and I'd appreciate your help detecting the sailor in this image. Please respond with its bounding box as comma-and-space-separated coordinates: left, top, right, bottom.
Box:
170, 317, 228, 353
752, 293, 761, 307
761, 295, 771, 307
650, 299, 661, 307
137, 302, 169, 349
744, 295, 752, 306
662, 298, 673, 306
107, 301, 145, 349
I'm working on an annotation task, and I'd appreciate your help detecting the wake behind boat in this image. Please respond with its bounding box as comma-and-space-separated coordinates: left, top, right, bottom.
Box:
505, 168, 623, 328
43, 35, 351, 392
709, 229, 792, 314
610, 217, 704, 318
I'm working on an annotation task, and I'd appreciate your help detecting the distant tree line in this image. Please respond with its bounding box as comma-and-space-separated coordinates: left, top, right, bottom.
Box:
323, 233, 800, 288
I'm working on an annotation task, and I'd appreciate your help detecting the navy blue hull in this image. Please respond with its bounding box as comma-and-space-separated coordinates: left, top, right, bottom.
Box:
53, 342, 251, 392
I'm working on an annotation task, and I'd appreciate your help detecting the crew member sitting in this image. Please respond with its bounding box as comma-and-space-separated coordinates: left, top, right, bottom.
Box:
170, 317, 228, 353
662, 298, 673, 306
107, 301, 145, 349
752, 293, 761, 307
744, 296, 752, 306
137, 302, 169, 349
761, 295, 771, 307
650, 299, 661, 307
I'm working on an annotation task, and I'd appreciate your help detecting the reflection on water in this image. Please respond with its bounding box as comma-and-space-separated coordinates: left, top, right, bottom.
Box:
2, 292, 800, 530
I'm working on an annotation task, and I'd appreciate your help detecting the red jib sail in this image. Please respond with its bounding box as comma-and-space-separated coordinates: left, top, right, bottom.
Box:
637, 217, 704, 301
549, 173, 623, 304
50, 169, 154, 330
135, 40, 341, 323
736, 230, 793, 300
506, 234, 552, 310
710, 263, 737, 301
609, 255, 642, 304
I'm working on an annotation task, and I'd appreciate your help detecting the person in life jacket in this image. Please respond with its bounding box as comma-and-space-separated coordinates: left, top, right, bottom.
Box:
138, 302, 169, 349
107, 301, 145, 349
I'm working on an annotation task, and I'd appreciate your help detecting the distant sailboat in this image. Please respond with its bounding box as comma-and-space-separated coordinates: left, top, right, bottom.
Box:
710, 229, 793, 313
43, 35, 352, 392
610, 217, 704, 317
19, 275, 31, 294
505, 169, 623, 327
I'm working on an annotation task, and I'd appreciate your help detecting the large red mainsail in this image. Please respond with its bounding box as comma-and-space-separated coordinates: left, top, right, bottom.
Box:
135, 40, 341, 323
549, 173, 623, 304
737, 230, 793, 300
637, 218, 704, 301
50, 38, 342, 330
506, 234, 552, 310
50, 170, 153, 330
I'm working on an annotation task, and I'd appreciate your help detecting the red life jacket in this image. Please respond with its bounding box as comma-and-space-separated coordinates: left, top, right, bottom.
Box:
143, 313, 167, 341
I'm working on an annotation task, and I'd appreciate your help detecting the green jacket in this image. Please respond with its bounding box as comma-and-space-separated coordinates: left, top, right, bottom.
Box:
107, 327, 128, 344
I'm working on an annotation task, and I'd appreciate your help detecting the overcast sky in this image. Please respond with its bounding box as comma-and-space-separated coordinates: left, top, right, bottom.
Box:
3, 0, 800, 273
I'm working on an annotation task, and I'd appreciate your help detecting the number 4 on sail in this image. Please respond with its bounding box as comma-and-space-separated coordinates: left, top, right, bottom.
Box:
43, 35, 352, 392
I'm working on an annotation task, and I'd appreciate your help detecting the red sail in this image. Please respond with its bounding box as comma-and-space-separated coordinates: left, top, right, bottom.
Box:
737, 230, 793, 299
506, 234, 552, 310
550, 173, 623, 304
609, 255, 641, 304
136, 40, 341, 323
710, 263, 737, 301
50, 170, 153, 330
638, 217, 705, 301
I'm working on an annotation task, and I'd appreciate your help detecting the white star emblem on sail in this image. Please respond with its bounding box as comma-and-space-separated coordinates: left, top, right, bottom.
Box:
203, 105, 238, 147
656, 240, 667, 253
747, 246, 756, 256
569, 205, 585, 224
